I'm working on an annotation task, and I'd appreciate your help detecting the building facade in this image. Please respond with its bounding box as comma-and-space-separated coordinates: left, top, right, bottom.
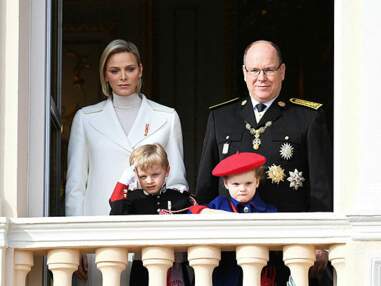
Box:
1, 0, 381, 285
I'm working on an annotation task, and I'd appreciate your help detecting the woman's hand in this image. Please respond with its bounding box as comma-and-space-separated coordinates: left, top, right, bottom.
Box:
75, 254, 88, 281
310, 249, 328, 278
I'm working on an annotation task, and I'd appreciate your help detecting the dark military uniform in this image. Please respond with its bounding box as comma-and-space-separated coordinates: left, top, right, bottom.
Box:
109, 188, 194, 215
110, 188, 194, 286
195, 95, 333, 212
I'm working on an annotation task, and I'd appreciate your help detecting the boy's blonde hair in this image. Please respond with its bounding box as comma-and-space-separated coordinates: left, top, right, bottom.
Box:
130, 144, 169, 171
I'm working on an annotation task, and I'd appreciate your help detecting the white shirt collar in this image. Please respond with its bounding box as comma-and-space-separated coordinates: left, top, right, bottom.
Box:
250, 96, 278, 113
250, 96, 278, 123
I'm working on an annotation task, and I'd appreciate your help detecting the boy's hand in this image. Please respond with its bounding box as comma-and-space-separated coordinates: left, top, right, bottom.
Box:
119, 164, 137, 186
110, 165, 137, 202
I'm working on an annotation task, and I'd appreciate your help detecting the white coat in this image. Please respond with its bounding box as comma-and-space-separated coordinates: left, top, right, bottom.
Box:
65, 94, 188, 216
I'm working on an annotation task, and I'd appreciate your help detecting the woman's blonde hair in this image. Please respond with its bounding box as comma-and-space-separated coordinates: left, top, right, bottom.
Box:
99, 39, 143, 97
130, 144, 169, 171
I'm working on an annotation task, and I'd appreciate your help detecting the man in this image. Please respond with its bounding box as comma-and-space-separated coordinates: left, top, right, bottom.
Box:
195, 40, 333, 212
195, 39, 333, 285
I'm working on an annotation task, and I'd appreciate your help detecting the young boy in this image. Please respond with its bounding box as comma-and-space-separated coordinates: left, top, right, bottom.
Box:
109, 143, 195, 286
190, 152, 277, 286
109, 143, 195, 215
191, 152, 276, 214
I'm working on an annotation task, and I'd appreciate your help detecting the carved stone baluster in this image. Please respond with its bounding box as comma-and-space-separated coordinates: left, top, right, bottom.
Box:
236, 245, 269, 286
142, 247, 174, 286
95, 247, 128, 286
188, 246, 220, 286
329, 244, 347, 286
47, 249, 80, 286
283, 245, 315, 286
14, 250, 34, 286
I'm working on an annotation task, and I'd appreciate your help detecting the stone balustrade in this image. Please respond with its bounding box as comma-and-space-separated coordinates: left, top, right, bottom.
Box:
2, 214, 381, 285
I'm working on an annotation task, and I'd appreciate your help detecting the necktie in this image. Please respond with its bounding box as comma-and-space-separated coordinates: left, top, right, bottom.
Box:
255, 103, 267, 112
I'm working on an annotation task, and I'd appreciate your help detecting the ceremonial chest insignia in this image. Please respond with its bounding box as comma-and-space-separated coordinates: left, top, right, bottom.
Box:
289, 98, 323, 110
245, 121, 272, 150
266, 164, 286, 184
287, 169, 305, 190
241, 99, 247, 106
280, 142, 294, 160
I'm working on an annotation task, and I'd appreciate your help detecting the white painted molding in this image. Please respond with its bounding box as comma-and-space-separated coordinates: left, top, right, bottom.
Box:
348, 215, 381, 241
6, 214, 351, 250
0, 214, 378, 251
0, 218, 8, 248
371, 258, 381, 286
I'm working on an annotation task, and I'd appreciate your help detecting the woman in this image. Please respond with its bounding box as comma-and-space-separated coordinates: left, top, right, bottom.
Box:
65, 39, 188, 285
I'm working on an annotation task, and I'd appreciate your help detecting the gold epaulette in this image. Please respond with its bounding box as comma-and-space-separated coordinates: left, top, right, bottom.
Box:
289, 98, 323, 110
209, 97, 240, 110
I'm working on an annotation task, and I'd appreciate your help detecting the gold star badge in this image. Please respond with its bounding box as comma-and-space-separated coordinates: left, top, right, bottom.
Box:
266, 164, 286, 184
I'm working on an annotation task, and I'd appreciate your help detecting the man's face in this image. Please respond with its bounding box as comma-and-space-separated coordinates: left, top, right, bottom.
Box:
243, 42, 285, 103
223, 170, 259, 203
136, 164, 169, 195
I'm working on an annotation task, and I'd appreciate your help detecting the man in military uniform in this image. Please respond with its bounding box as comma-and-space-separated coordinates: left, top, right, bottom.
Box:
195, 40, 333, 212
195, 39, 333, 286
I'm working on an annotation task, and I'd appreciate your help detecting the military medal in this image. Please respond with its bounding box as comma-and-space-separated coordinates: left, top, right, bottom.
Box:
245, 121, 272, 150
280, 142, 294, 160
266, 164, 286, 184
287, 169, 305, 190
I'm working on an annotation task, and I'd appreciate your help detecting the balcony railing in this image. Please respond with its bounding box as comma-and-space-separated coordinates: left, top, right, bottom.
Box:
1, 213, 380, 286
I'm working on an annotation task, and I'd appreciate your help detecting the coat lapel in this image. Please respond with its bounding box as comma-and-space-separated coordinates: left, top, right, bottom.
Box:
87, 99, 132, 152
239, 97, 257, 127
127, 95, 168, 148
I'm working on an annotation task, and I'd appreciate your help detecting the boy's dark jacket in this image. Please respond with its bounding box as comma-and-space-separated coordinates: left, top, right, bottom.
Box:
110, 188, 194, 215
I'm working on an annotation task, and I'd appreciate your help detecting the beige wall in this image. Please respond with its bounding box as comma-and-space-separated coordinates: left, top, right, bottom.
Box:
2, 0, 48, 218
334, 0, 363, 214
1, 0, 21, 217
346, 241, 381, 285
0, 0, 7, 216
